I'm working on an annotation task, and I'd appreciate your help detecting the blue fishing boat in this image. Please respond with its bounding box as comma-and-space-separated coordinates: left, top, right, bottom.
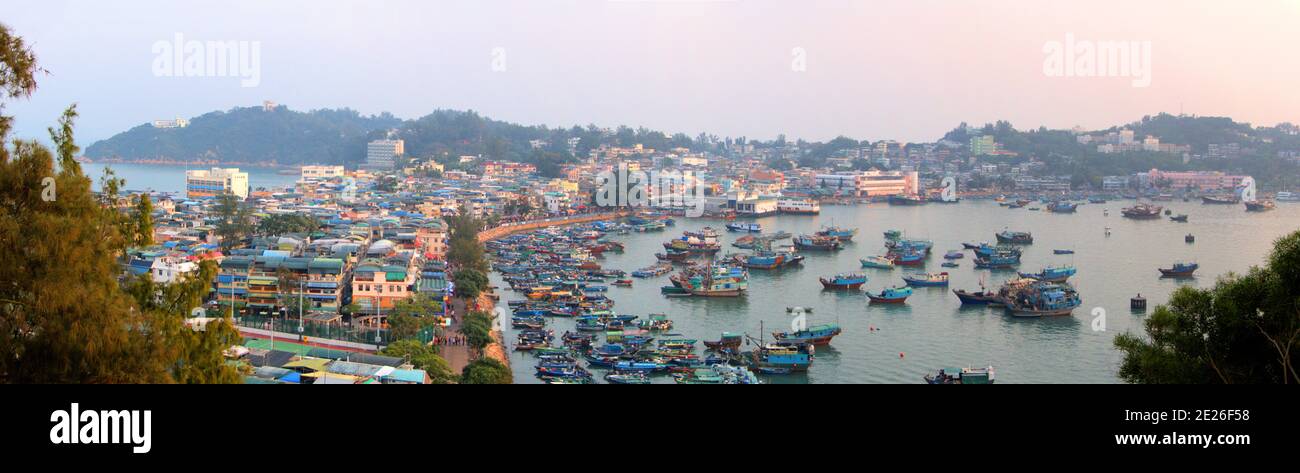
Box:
903, 272, 950, 287
973, 243, 1021, 258
1019, 265, 1077, 283
868, 286, 913, 303
772, 323, 842, 345
1159, 262, 1199, 278
726, 222, 762, 233
1047, 201, 1078, 213
746, 341, 815, 372
889, 251, 925, 267
941, 262, 959, 268
974, 253, 1021, 269
815, 225, 858, 241
613, 361, 668, 373
819, 273, 867, 290
1053, 249, 1075, 255
944, 250, 964, 260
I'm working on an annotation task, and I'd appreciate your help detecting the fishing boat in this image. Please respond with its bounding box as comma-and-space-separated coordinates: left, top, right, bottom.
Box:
663, 235, 721, 253
819, 273, 868, 290
612, 361, 668, 373
1003, 281, 1082, 317
1018, 265, 1076, 283
995, 230, 1034, 244
943, 250, 964, 260
793, 234, 842, 251
1277, 191, 1299, 202
883, 229, 904, 241
604, 372, 651, 384
1202, 194, 1239, 205
867, 286, 913, 303
631, 263, 673, 278
903, 272, 949, 287
637, 313, 673, 331
1245, 200, 1276, 212
772, 323, 842, 345
815, 225, 858, 241
1121, 203, 1163, 219
924, 366, 996, 384
745, 341, 815, 372
889, 251, 925, 266
1047, 201, 1078, 213
612, 279, 633, 287
1053, 249, 1075, 255
1169, 214, 1189, 222
777, 198, 821, 215
655, 250, 691, 262
860, 255, 896, 269
941, 262, 959, 268
953, 288, 1000, 305
726, 222, 763, 233
673, 262, 749, 297
888, 194, 927, 206
703, 332, 743, 351
974, 252, 1021, 269
1088, 197, 1107, 204
1158, 262, 1199, 278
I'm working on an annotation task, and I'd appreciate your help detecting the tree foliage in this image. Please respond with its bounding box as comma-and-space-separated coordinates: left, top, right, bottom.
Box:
459, 357, 511, 384
0, 24, 239, 383
1115, 230, 1300, 384
258, 213, 320, 237
213, 192, 252, 252
378, 339, 455, 384
458, 310, 495, 354
385, 294, 442, 341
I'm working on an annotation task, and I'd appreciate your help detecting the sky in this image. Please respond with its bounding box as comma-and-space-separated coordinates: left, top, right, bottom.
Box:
4, 0, 1299, 145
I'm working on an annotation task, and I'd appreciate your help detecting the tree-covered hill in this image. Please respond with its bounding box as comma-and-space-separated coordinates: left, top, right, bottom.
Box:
86, 107, 403, 165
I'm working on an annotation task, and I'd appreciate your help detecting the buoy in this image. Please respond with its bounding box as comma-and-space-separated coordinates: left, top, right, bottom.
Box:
1131, 294, 1147, 312
899, 352, 905, 358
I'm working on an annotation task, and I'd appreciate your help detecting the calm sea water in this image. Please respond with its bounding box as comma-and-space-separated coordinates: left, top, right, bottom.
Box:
81, 162, 300, 195
494, 200, 1300, 384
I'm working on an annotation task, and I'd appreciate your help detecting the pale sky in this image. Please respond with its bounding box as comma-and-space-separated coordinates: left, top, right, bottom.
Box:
4, 0, 1299, 144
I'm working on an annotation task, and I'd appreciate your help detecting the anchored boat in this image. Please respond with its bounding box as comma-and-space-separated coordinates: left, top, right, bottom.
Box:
924, 366, 996, 384
726, 222, 763, 232
1158, 262, 1199, 278
868, 286, 913, 303
1121, 203, 1163, 219
860, 255, 896, 269
819, 273, 868, 290
772, 323, 842, 345
815, 225, 858, 241
995, 230, 1034, 244
903, 272, 950, 287
1018, 265, 1076, 283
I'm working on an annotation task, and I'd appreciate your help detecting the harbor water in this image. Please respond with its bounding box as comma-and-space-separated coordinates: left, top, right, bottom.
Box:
495, 200, 1300, 384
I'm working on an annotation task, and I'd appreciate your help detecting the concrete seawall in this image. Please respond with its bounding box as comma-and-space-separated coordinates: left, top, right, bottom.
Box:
477, 211, 630, 243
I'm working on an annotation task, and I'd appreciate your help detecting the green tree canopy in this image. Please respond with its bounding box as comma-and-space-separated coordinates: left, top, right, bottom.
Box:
378, 339, 455, 384
459, 357, 511, 384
